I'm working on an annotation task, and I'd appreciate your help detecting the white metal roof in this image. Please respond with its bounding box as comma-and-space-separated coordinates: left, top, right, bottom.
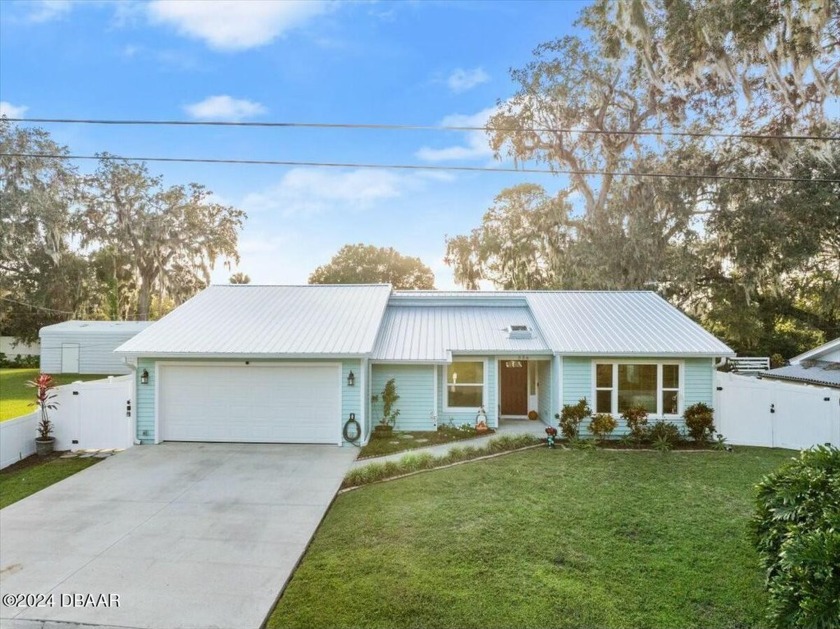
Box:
790, 338, 840, 364
40, 320, 152, 335
115, 284, 392, 356
525, 291, 734, 356
372, 305, 551, 361
115, 286, 733, 359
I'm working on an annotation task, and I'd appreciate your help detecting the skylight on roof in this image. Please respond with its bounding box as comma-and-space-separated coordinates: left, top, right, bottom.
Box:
507, 325, 533, 340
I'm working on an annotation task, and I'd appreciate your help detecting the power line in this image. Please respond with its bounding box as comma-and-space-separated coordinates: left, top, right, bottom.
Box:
2, 152, 837, 184
5, 117, 838, 142
0, 297, 77, 315
0, 297, 149, 320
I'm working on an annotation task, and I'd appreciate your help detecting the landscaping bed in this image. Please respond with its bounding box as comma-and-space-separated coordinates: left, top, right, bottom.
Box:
270, 447, 791, 629
358, 425, 495, 459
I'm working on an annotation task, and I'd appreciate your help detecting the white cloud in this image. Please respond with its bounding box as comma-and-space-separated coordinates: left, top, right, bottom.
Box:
184, 95, 266, 121
415, 106, 498, 162
26, 0, 73, 23
147, 0, 331, 51
241, 168, 411, 216
447, 67, 490, 93
0, 101, 28, 119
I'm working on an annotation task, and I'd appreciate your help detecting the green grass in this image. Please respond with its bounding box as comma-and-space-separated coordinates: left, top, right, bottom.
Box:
0, 456, 100, 509
359, 428, 496, 459
270, 447, 793, 629
0, 368, 107, 421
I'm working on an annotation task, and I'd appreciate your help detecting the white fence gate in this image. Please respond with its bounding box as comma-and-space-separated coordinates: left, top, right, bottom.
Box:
715, 371, 840, 449
0, 375, 134, 469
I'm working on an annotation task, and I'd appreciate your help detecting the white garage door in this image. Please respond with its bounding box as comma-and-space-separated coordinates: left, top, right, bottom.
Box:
159, 363, 341, 444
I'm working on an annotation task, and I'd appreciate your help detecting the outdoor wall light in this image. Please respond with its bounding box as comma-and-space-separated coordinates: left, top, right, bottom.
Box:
140, 369, 149, 385
347, 371, 355, 387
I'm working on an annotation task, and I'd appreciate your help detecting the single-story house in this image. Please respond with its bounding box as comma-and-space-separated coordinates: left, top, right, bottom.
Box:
760, 338, 840, 389
115, 285, 735, 446
40, 320, 152, 375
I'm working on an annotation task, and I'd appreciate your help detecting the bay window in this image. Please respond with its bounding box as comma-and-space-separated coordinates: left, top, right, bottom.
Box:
593, 362, 681, 416
447, 361, 484, 409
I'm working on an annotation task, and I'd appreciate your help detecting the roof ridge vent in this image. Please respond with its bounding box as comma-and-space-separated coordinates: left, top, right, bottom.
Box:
507, 325, 533, 340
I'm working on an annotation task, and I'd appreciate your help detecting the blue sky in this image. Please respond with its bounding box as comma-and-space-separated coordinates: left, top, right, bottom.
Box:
1, 0, 585, 288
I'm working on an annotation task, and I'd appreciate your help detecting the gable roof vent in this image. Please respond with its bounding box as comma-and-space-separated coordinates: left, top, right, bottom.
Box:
507, 325, 533, 340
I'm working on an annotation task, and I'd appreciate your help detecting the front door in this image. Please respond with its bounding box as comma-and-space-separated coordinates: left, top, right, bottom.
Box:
500, 360, 528, 416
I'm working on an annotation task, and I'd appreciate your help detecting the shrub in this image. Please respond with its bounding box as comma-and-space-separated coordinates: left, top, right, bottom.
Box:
559, 398, 591, 440
0, 353, 39, 368
588, 413, 618, 442
371, 378, 400, 427
651, 436, 673, 452
647, 420, 681, 446
621, 406, 649, 443
750, 446, 840, 629
684, 402, 715, 442
437, 423, 478, 438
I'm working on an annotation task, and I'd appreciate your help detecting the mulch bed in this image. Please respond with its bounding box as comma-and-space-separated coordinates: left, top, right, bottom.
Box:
0, 450, 68, 474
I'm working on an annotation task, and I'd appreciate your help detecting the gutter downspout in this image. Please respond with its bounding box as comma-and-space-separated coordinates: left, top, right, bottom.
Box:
122, 357, 141, 445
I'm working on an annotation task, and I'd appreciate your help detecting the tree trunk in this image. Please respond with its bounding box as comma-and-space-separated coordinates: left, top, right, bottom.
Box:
137, 276, 153, 321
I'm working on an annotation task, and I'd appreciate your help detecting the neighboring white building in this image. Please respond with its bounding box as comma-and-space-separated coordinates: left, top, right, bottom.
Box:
760, 338, 840, 389
40, 321, 152, 375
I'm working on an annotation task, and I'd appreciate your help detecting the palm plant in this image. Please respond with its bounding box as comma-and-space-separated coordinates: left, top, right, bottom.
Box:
28, 373, 58, 440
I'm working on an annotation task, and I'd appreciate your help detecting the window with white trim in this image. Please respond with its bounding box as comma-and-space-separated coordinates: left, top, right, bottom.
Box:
595, 363, 613, 413
593, 362, 681, 416
661, 364, 680, 415
447, 361, 484, 409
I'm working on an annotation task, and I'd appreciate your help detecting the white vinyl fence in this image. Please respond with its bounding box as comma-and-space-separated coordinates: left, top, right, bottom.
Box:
715, 371, 840, 450
1, 375, 134, 469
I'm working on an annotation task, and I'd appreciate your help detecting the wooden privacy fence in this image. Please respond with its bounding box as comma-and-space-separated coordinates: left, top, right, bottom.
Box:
714, 371, 840, 450
0, 375, 134, 469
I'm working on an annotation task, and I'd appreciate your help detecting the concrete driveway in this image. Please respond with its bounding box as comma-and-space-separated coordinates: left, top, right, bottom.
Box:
0, 443, 357, 629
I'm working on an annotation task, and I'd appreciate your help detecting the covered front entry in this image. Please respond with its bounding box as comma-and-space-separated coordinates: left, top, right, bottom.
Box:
158, 362, 342, 444
500, 359, 529, 416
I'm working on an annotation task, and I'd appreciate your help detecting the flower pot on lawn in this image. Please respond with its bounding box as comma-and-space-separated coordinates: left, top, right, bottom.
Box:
36, 437, 56, 457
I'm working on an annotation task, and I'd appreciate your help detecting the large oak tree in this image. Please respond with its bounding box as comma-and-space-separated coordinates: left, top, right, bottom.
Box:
309, 244, 435, 289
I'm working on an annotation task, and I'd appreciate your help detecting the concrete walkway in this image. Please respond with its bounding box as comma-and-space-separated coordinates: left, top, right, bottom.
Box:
0, 442, 357, 629
351, 420, 550, 469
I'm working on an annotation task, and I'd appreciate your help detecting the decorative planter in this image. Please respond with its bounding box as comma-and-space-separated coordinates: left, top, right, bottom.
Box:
35, 437, 55, 457
373, 425, 394, 438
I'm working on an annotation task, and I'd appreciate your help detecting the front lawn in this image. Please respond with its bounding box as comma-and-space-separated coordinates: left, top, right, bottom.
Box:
0, 454, 100, 509
0, 368, 106, 421
270, 447, 792, 629
359, 427, 495, 459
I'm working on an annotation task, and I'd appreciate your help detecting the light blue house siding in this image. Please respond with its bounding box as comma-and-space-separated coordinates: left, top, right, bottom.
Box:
370, 364, 436, 431
136, 357, 156, 443
561, 356, 716, 436
537, 360, 552, 423
134, 357, 362, 445
437, 357, 499, 428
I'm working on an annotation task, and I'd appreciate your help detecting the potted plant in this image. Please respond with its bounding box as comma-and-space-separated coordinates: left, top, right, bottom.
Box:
29, 373, 58, 456
371, 378, 400, 438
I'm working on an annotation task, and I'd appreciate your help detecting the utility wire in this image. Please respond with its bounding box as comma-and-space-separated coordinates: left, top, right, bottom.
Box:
5, 117, 838, 142
3, 152, 838, 184
0, 297, 77, 315
0, 297, 149, 320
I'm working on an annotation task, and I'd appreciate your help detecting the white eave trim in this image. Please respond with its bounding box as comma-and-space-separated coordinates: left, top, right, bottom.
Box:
114, 352, 370, 360
554, 351, 737, 358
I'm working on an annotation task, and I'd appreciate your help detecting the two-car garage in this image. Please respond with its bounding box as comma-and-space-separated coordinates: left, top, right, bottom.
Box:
157, 363, 343, 444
